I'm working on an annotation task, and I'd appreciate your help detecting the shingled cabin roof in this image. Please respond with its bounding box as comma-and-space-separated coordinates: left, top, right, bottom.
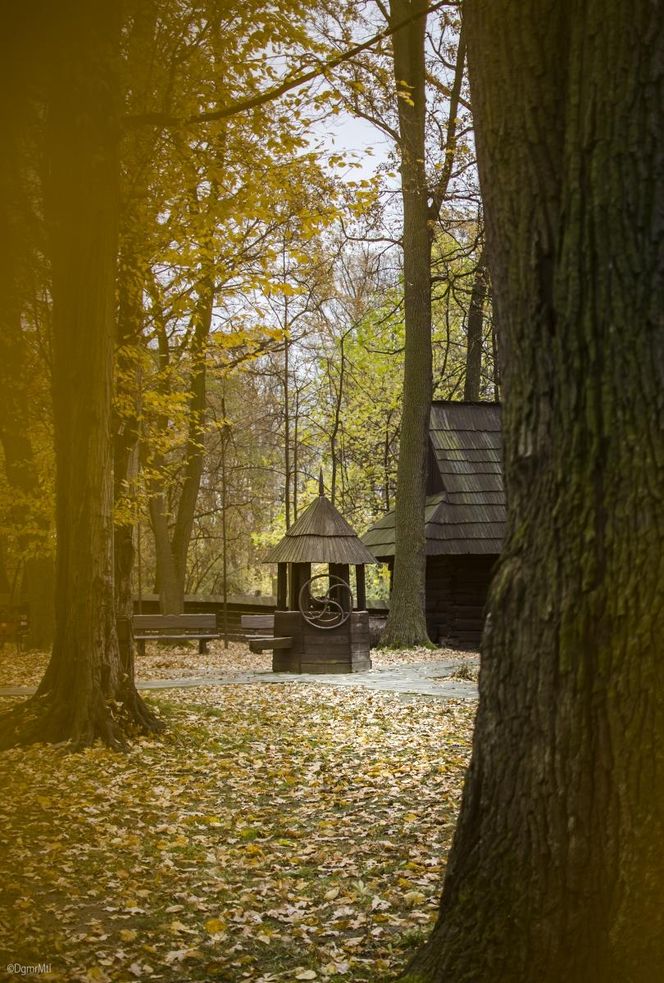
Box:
362, 401, 506, 557
265, 491, 377, 565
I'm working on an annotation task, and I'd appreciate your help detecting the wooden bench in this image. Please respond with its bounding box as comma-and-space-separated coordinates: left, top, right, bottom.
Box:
0, 604, 29, 650
132, 614, 219, 656
240, 614, 291, 654
240, 614, 275, 637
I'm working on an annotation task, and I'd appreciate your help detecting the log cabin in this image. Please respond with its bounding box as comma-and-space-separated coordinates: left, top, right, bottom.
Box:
362, 400, 505, 648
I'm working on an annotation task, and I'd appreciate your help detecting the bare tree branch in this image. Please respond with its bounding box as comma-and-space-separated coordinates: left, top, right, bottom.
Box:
428, 19, 467, 220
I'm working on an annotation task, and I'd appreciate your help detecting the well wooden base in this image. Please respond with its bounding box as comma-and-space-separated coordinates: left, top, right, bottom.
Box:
272, 610, 371, 674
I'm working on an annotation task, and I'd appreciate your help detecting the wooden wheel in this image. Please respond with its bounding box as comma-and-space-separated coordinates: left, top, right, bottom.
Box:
298, 574, 352, 630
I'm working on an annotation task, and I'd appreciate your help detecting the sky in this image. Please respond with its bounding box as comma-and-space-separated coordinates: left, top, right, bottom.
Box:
321, 109, 392, 181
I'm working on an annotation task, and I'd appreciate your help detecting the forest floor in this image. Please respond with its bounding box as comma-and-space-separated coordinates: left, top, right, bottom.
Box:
0, 643, 478, 983
0, 640, 479, 689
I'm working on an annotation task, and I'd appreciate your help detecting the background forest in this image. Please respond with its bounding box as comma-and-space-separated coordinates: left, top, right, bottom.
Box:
0, 0, 494, 647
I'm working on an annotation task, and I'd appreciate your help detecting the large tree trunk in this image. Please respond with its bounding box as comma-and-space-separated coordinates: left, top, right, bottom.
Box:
380, 0, 433, 648
0, 8, 55, 650
0, 1, 159, 749
404, 1, 664, 980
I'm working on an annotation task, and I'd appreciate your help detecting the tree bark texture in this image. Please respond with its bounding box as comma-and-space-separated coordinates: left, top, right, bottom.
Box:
0, 1, 159, 748
381, 0, 433, 648
0, 7, 55, 649
404, 1, 664, 980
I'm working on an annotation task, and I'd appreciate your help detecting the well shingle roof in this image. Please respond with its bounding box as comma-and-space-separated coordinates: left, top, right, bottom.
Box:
265, 493, 377, 565
362, 401, 506, 557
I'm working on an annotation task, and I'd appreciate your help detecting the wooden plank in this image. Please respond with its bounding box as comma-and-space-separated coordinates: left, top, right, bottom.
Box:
301, 657, 357, 667
277, 564, 288, 609
300, 662, 368, 675
298, 640, 351, 653
289, 562, 311, 610
248, 636, 293, 653
133, 632, 219, 640
355, 565, 366, 610
273, 653, 300, 671
133, 614, 216, 630
241, 614, 274, 631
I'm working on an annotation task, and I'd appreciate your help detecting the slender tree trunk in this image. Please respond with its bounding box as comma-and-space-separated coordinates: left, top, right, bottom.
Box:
220, 396, 230, 647
0, 540, 10, 595
381, 0, 432, 647
149, 498, 185, 614
293, 386, 300, 520
329, 331, 349, 508
170, 285, 212, 591
491, 294, 501, 402
147, 280, 213, 615
144, 314, 178, 612
462, 251, 486, 401
284, 330, 291, 529
114, 240, 145, 669
404, 1, 664, 979
0, 1, 159, 749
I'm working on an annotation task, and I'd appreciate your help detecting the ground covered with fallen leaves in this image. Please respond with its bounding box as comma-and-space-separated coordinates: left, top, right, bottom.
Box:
0, 642, 477, 981
0, 641, 273, 689
0, 639, 475, 689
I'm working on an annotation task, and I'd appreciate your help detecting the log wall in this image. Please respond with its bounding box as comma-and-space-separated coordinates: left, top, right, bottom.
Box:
425, 554, 498, 649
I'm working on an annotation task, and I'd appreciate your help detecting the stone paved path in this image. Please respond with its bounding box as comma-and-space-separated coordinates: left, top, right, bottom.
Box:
0, 657, 478, 702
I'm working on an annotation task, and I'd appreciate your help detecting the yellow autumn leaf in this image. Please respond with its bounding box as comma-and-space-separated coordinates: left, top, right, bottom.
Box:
204, 917, 226, 934
403, 890, 427, 906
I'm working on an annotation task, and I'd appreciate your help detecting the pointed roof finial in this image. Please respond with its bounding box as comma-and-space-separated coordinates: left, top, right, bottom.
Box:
318, 469, 325, 496
263, 482, 377, 565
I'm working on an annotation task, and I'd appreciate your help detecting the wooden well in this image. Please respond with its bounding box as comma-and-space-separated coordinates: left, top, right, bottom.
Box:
262, 477, 376, 674
271, 609, 371, 674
